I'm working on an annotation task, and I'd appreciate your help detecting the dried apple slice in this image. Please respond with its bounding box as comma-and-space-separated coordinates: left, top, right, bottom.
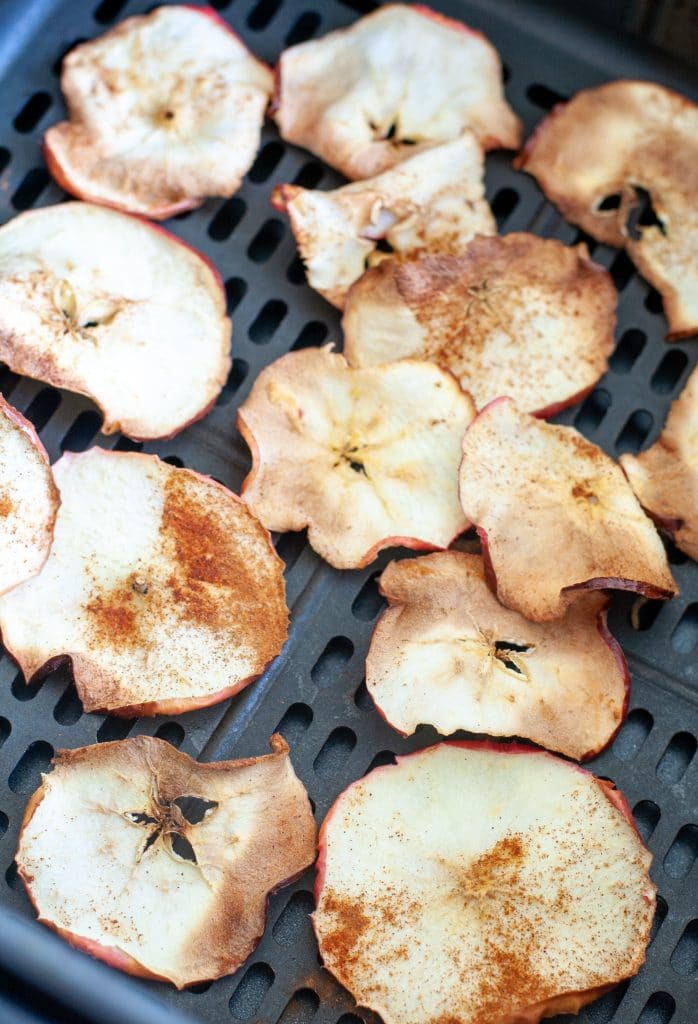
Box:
237, 347, 474, 569
315, 741, 655, 1024
621, 365, 698, 560
459, 398, 677, 621
366, 551, 628, 760
0, 448, 288, 716
516, 80, 698, 339
274, 3, 521, 180
273, 134, 495, 308
0, 202, 231, 440
17, 734, 316, 988
0, 395, 59, 596
44, 5, 273, 218
343, 235, 616, 415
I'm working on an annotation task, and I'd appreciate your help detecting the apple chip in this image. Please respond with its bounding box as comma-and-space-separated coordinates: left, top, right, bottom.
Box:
238, 348, 474, 569
273, 134, 495, 308
516, 80, 698, 338
315, 742, 656, 1024
621, 365, 698, 560
0, 202, 231, 440
17, 734, 316, 988
0, 448, 288, 716
274, 3, 521, 180
458, 398, 677, 621
343, 235, 616, 415
44, 5, 273, 218
367, 552, 628, 760
0, 395, 58, 596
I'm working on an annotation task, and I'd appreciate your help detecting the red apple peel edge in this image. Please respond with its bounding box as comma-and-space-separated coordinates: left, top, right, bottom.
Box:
311, 741, 650, 1003
0, 398, 59, 592
43, 139, 204, 220
4, 450, 286, 714
366, 573, 631, 762
44, 5, 273, 218
238, 410, 469, 570
17, 736, 316, 988
462, 396, 678, 605
179, 4, 273, 76
0, 201, 231, 439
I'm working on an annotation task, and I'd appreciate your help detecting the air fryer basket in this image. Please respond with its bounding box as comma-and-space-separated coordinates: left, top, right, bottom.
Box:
0, 1, 695, 1022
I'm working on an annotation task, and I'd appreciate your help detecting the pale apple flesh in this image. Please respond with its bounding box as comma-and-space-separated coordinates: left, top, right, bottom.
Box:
314, 741, 656, 1024
0, 394, 59, 596
366, 551, 629, 760
44, 5, 273, 218
238, 347, 474, 569
0, 202, 231, 440
274, 2, 521, 180
273, 134, 495, 308
16, 734, 317, 989
0, 448, 288, 716
516, 80, 698, 339
621, 364, 698, 560
343, 235, 616, 415
458, 397, 677, 621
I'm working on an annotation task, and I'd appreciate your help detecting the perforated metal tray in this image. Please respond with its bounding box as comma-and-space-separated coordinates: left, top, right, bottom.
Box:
0, 1, 695, 1022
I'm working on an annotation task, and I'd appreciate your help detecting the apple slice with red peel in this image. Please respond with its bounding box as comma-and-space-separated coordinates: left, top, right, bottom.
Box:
343, 235, 616, 415
516, 80, 698, 339
366, 551, 628, 760
621, 365, 698, 560
0, 448, 288, 716
237, 347, 474, 569
458, 397, 677, 621
273, 3, 521, 181
16, 733, 316, 989
272, 134, 495, 308
44, 5, 273, 218
314, 741, 655, 1024
0, 395, 59, 596
0, 202, 231, 440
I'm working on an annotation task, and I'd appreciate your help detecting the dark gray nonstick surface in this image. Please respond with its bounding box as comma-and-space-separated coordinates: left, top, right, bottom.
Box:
0, 1, 695, 1022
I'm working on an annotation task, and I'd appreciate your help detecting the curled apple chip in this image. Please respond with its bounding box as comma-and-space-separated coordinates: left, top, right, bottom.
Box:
517, 80, 698, 339
343, 235, 616, 415
273, 134, 495, 308
238, 347, 474, 569
0, 202, 231, 440
0, 395, 58, 596
315, 741, 656, 1024
459, 398, 677, 621
274, 3, 520, 180
17, 734, 316, 988
621, 365, 698, 560
367, 552, 628, 760
44, 5, 273, 218
0, 448, 288, 716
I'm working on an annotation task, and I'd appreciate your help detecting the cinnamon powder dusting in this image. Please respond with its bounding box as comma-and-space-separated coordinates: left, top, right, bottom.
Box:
85, 579, 141, 647
83, 472, 287, 665
319, 890, 370, 968
466, 833, 525, 894
161, 473, 287, 658
472, 943, 548, 1024
463, 834, 550, 1024
0, 493, 14, 517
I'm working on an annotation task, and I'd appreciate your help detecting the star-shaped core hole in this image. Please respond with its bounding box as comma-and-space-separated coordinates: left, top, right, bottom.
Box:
125, 795, 219, 865
174, 795, 218, 824
50, 278, 126, 341
333, 444, 369, 477
493, 640, 532, 677
368, 119, 416, 146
